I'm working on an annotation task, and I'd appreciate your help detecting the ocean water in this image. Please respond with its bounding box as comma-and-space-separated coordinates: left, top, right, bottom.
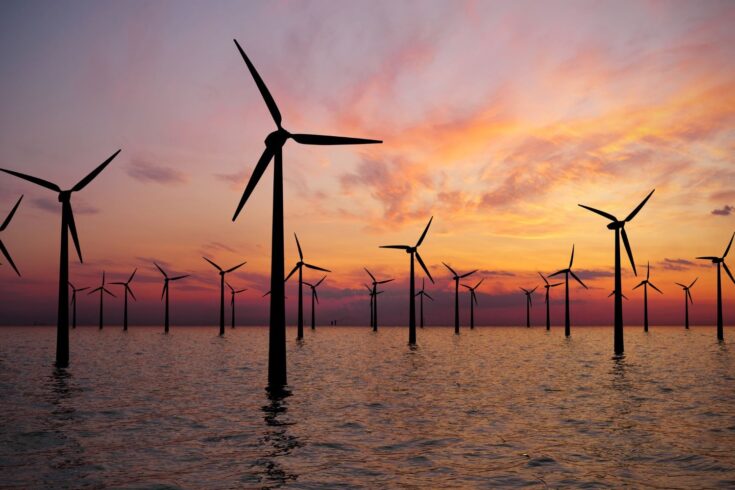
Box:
0, 325, 734, 489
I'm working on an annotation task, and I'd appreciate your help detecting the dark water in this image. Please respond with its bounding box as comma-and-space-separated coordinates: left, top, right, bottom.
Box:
1, 325, 734, 489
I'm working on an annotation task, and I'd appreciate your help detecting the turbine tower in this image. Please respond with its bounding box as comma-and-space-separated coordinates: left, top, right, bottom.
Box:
203, 257, 246, 335
632, 262, 662, 333
461, 279, 483, 329
227, 282, 247, 329
0, 195, 23, 276
364, 268, 393, 331
415, 278, 434, 328
111, 269, 137, 331
696, 232, 734, 340
285, 234, 330, 340
538, 272, 563, 331
89, 272, 115, 330
68, 282, 89, 329
304, 276, 326, 330
443, 263, 477, 334
676, 278, 697, 330
154, 263, 189, 334
549, 245, 588, 337
520, 287, 538, 328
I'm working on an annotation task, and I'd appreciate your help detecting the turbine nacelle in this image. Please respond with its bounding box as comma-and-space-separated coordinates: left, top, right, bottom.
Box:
606, 220, 625, 230
265, 128, 290, 148
58, 191, 72, 202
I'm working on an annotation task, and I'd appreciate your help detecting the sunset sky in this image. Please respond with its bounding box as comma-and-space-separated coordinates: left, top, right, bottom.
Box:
0, 0, 733, 327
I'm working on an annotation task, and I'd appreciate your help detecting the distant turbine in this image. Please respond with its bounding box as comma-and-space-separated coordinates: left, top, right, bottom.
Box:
675, 278, 697, 330
88, 272, 115, 330
285, 234, 330, 340
696, 232, 734, 340
380, 216, 435, 345
579, 189, 654, 354
110, 269, 137, 331
364, 268, 394, 331
608, 289, 629, 300
154, 263, 189, 334
226, 282, 247, 329
203, 257, 246, 336
303, 275, 326, 330
1, 150, 121, 367
230, 40, 381, 388
415, 278, 434, 329
461, 278, 484, 330
68, 282, 89, 329
520, 287, 538, 327
538, 272, 563, 332
0, 195, 23, 276
549, 245, 588, 337
443, 263, 477, 334
632, 262, 662, 333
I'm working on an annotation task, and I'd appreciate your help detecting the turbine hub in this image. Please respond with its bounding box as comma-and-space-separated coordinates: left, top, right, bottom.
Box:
607, 221, 625, 230
265, 128, 290, 148
58, 191, 72, 202
407, 247, 415, 254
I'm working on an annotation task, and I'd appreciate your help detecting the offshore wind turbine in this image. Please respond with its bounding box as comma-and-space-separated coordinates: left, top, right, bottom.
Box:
676, 278, 697, 330
226, 282, 247, 329
203, 257, 246, 336
155, 263, 189, 334
1, 150, 120, 367
520, 287, 537, 328
632, 262, 662, 333
461, 278, 483, 330
380, 217, 434, 345
415, 278, 434, 328
549, 245, 588, 337
538, 272, 563, 331
88, 272, 115, 330
697, 232, 735, 340
365, 268, 394, 331
285, 234, 330, 340
579, 189, 654, 355
110, 269, 137, 332
68, 282, 88, 329
443, 263, 478, 334
0, 195, 22, 276
230, 40, 381, 388
304, 275, 326, 330
608, 289, 629, 300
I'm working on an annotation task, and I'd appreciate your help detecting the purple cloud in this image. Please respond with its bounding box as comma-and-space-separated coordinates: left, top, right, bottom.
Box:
32, 197, 98, 215
711, 205, 734, 216
127, 159, 186, 185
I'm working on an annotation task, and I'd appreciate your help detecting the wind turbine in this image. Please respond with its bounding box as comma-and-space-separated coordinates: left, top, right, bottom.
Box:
549, 245, 588, 337
520, 287, 537, 327
443, 263, 478, 334
632, 262, 662, 333
154, 263, 189, 334
608, 290, 629, 300
365, 284, 374, 329
676, 278, 697, 330
303, 275, 326, 330
0, 195, 22, 276
1, 150, 121, 367
364, 268, 394, 331
68, 282, 88, 329
697, 232, 735, 340
88, 272, 115, 330
285, 234, 330, 340
538, 272, 563, 332
461, 278, 483, 329
415, 278, 434, 329
226, 282, 247, 329
380, 217, 435, 345
203, 257, 246, 336
110, 269, 137, 331
230, 40, 381, 387
579, 189, 654, 354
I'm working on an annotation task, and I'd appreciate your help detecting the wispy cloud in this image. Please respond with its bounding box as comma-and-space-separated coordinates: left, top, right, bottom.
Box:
127, 159, 187, 185
32, 197, 98, 215
658, 258, 700, 271
711, 205, 734, 216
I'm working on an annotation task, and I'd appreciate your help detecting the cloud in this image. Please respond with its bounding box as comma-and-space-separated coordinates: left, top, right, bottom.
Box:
711, 205, 734, 216
214, 170, 248, 190
32, 197, 98, 215
658, 258, 698, 271
573, 269, 615, 280
127, 159, 187, 185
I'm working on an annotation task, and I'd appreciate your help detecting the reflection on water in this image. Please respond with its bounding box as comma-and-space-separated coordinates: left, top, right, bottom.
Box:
0, 325, 734, 488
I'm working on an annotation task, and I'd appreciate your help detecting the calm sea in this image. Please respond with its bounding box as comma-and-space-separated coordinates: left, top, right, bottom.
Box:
1, 325, 734, 488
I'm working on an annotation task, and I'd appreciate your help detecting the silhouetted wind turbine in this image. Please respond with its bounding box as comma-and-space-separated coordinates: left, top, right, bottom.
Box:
632, 262, 662, 333
285, 234, 330, 340
549, 245, 588, 337
538, 272, 563, 331
444, 263, 477, 334
68, 282, 88, 329
0, 195, 22, 276
461, 278, 483, 329
304, 275, 326, 330
415, 278, 433, 328
520, 287, 537, 327
579, 189, 654, 355
365, 284, 374, 329
204, 257, 246, 336
110, 269, 137, 332
697, 232, 734, 341
676, 278, 697, 330
227, 282, 247, 329
1, 150, 120, 367
608, 289, 629, 300
230, 40, 381, 388
365, 268, 394, 331
380, 217, 434, 345
89, 272, 115, 330
155, 263, 189, 334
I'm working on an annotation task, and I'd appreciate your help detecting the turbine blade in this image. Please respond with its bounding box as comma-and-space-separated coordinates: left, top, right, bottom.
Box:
461, 284, 471, 290
649, 282, 663, 294
0, 169, 60, 192
723, 261, 735, 285
416, 216, 433, 247
550, 283, 563, 287
89, 287, 102, 294
460, 269, 478, 279
233, 39, 282, 127
72, 150, 121, 192
633, 282, 644, 290
225, 261, 247, 273
304, 263, 331, 273
1, 195, 23, 231
538, 272, 549, 285
110, 282, 126, 285
68, 281, 75, 290
0, 240, 20, 276
569, 244, 575, 268
315, 275, 326, 287
364, 268, 376, 281
687, 289, 693, 304
425, 293, 434, 301
625, 189, 655, 222
236, 289, 246, 294
232, 146, 275, 221
476, 278, 484, 289
294, 233, 303, 261
696, 256, 718, 260
65, 201, 83, 263
170, 275, 189, 281
104, 288, 116, 297
724, 232, 734, 258
263, 291, 271, 297
285, 264, 299, 282
154, 262, 167, 278
622, 294, 628, 301
203, 257, 222, 271
675, 283, 687, 288
689, 277, 698, 288
377, 279, 394, 284
442, 262, 457, 276
578, 204, 617, 221
291, 133, 382, 145
415, 251, 434, 283
380, 245, 410, 250
520, 287, 528, 293
314, 289, 319, 304
621, 228, 637, 276
128, 268, 137, 283
548, 269, 566, 278
608, 291, 614, 298
530, 286, 538, 293
161, 282, 167, 300
77, 287, 89, 292
569, 270, 588, 289
473, 291, 478, 305
128, 285, 137, 301
646, 261, 650, 281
